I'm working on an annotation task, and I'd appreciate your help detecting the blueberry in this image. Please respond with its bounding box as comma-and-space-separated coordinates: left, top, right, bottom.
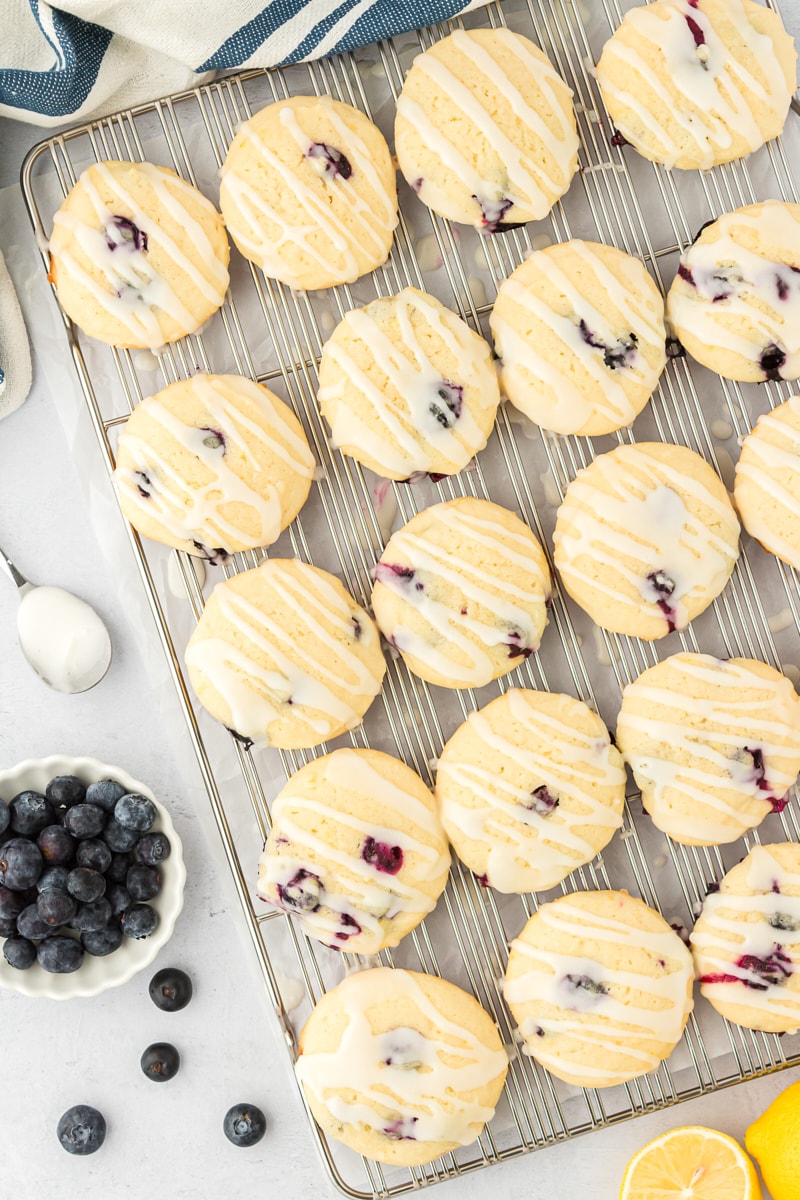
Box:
106, 852, 132, 883
0, 884, 26, 922
565, 973, 607, 996
192, 540, 230, 565
429, 380, 463, 430
149, 967, 193, 1012
223, 1103, 267, 1147
383, 1116, 418, 1141
677, 263, 695, 287
372, 562, 422, 591
134, 833, 171, 867
276, 869, 321, 913
37, 934, 84, 973
334, 912, 361, 943
3, 935, 36, 969
666, 337, 686, 359
141, 1042, 180, 1082
71, 898, 113, 933
760, 344, 787, 381
37, 824, 76, 865
768, 912, 800, 932
37, 888, 77, 927
737, 949, 793, 989
85, 779, 126, 813
82, 923, 123, 956
686, 13, 705, 48
102, 818, 140, 853
0, 838, 42, 890
106, 884, 132, 917
610, 129, 629, 147
37, 865, 70, 894
126, 864, 161, 901
0, 800, 9, 837
114, 793, 157, 833
10, 791, 55, 836
75, 838, 112, 873
0, 915, 18, 938
200, 426, 226, 453
17, 902, 51, 940
121, 903, 159, 939
645, 570, 679, 632
472, 194, 516, 234
578, 320, 638, 370
106, 213, 148, 253
361, 837, 404, 875
527, 785, 559, 817
307, 141, 352, 180
46, 776, 86, 808
63, 804, 106, 840
67, 867, 106, 903
56, 1105, 106, 1155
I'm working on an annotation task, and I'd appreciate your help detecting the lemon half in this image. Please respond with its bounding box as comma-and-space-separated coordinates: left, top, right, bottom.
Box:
620, 1125, 761, 1200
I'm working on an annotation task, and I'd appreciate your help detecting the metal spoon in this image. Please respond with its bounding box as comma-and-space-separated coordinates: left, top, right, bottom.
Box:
0, 543, 112, 693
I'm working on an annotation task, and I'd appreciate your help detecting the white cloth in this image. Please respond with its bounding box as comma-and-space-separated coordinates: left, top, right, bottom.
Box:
0, 252, 33, 421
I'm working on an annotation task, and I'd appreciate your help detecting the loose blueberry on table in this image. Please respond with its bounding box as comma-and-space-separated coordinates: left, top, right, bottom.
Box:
149, 966, 193, 1012
141, 1041, 181, 1082
57, 1105, 107, 1156
223, 1103, 267, 1148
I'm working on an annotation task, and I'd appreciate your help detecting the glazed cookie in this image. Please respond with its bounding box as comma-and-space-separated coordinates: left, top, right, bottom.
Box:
114, 374, 315, 561
371, 498, 551, 689
734, 396, 800, 568
552, 441, 740, 640
257, 748, 450, 953
616, 652, 800, 845
184, 558, 386, 749
504, 890, 694, 1088
490, 240, 667, 436
219, 95, 398, 290
48, 160, 230, 349
595, 0, 796, 171
395, 27, 579, 232
435, 689, 626, 893
317, 287, 500, 480
691, 843, 800, 1034
296, 967, 508, 1165
666, 200, 800, 382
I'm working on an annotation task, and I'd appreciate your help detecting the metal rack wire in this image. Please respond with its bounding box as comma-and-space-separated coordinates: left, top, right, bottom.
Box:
20, 1, 800, 1194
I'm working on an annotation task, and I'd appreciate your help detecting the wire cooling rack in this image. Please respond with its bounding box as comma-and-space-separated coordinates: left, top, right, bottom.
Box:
21, 1, 800, 1195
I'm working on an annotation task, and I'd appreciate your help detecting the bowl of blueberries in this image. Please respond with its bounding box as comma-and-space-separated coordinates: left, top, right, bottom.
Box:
0, 755, 186, 998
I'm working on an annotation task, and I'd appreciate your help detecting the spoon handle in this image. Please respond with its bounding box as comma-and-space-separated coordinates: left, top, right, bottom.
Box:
0, 543, 31, 589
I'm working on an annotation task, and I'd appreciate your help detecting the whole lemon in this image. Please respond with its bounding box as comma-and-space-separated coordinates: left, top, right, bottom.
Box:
746, 1080, 800, 1200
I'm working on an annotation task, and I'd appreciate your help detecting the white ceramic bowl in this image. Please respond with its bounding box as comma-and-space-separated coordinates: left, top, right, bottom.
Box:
0, 755, 186, 999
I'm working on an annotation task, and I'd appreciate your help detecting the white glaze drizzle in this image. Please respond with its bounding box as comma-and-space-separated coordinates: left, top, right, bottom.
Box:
220, 98, 397, 284
504, 896, 693, 1083
667, 203, 800, 378
375, 503, 550, 687
185, 560, 383, 744
554, 445, 739, 633
115, 375, 314, 551
690, 845, 800, 1029
296, 969, 508, 1145
436, 690, 625, 892
735, 396, 800, 566
51, 161, 228, 348
491, 240, 665, 434
395, 28, 578, 223
596, 0, 790, 170
318, 288, 497, 478
617, 653, 800, 843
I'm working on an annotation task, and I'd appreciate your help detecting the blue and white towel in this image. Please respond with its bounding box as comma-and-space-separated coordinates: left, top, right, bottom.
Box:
1, 0, 491, 127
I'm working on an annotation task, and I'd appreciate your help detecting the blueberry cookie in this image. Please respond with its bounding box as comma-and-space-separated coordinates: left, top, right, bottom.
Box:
734, 395, 800, 568
371, 498, 551, 689
114, 374, 315, 561
552, 441, 740, 640
48, 160, 229, 349
691, 843, 800, 1034
595, 0, 796, 171
219, 95, 398, 290
395, 27, 579, 232
184, 558, 386, 749
490, 240, 666, 436
666, 200, 800, 382
296, 966, 508, 1165
435, 689, 626, 893
317, 287, 500, 480
504, 890, 694, 1088
257, 748, 450, 953
616, 652, 800, 845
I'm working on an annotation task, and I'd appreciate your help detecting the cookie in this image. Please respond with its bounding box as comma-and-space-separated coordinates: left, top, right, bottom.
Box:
734, 395, 800, 568
184, 558, 386, 749
257, 748, 450, 954
114, 374, 315, 561
595, 0, 796, 171
503, 890, 694, 1088
395, 27, 579, 232
435, 689, 626, 893
552, 441, 740, 640
219, 95, 398, 290
48, 160, 230, 349
490, 240, 666, 436
691, 843, 800, 1034
371, 498, 551, 689
666, 200, 800, 382
295, 966, 508, 1165
317, 287, 500, 480
616, 652, 800, 845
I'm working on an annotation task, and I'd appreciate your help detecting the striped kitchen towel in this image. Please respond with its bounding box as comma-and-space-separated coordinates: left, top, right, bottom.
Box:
1, 0, 492, 127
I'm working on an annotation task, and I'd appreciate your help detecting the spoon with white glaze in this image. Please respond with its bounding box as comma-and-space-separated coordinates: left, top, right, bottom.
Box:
0, 543, 112, 693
